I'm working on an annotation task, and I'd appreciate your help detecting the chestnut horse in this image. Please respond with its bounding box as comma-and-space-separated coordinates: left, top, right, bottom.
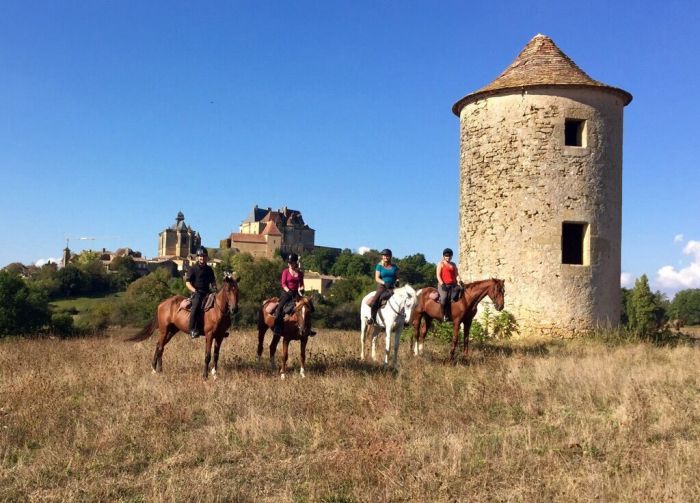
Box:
411, 278, 505, 361
126, 274, 239, 379
257, 296, 314, 379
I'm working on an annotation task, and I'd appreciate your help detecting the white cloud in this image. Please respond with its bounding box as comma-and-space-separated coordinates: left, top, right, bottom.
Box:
620, 272, 635, 288
357, 246, 370, 255
674, 234, 684, 244
655, 240, 700, 291
35, 257, 60, 267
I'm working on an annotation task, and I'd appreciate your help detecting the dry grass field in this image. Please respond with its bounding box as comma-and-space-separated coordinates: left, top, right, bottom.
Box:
1, 328, 700, 502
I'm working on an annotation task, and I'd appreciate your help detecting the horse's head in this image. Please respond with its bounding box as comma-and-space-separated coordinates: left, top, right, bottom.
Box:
293, 296, 314, 337
393, 284, 417, 326
221, 272, 240, 315
488, 278, 505, 311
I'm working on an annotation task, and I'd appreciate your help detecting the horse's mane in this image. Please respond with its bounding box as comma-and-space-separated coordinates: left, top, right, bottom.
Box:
462, 278, 501, 289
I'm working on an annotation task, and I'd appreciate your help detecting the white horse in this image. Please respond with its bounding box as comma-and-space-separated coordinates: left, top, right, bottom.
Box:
359, 284, 417, 367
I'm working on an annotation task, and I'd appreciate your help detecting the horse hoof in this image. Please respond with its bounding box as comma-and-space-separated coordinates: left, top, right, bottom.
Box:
280, 373, 286, 380
300, 369, 305, 378
151, 368, 157, 374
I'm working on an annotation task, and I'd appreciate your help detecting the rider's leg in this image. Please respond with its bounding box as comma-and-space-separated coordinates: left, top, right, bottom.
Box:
273, 291, 293, 335
189, 292, 204, 338
439, 285, 450, 321
369, 285, 386, 325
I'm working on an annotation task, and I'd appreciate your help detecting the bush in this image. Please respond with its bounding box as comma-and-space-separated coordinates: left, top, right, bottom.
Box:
49, 312, 75, 338
0, 271, 50, 336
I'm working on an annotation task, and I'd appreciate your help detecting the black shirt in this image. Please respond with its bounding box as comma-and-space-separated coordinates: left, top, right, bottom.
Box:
187, 264, 215, 292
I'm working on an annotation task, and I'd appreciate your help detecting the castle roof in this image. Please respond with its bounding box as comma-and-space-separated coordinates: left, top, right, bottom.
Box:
243, 205, 311, 229
452, 34, 632, 115
260, 220, 282, 236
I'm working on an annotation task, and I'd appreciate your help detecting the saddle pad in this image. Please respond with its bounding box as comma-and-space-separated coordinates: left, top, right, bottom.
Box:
428, 291, 440, 302
365, 294, 391, 307
179, 294, 215, 312
265, 302, 278, 315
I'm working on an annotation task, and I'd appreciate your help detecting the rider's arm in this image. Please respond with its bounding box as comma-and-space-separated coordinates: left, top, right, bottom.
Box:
298, 271, 305, 293
436, 262, 443, 286
186, 268, 196, 293
375, 268, 384, 286
454, 263, 462, 284
186, 281, 196, 294
281, 269, 290, 293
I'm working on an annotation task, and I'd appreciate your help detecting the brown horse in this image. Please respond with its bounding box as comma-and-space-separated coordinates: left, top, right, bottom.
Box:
126, 274, 239, 379
411, 278, 505, 361
257, 296, 314, 379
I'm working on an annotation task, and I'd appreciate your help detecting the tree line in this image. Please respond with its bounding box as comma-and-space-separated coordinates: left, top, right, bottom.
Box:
2, 250, 700, 337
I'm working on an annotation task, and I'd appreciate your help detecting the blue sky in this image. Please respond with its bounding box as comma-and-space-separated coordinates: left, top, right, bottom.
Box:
2, 1, 699, 297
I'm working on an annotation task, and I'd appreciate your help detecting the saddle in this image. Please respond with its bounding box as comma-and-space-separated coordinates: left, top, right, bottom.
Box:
263, 299, 297, 319
428, 285, 463, 303
178, 293, 216, 312
365, 290, 394, 307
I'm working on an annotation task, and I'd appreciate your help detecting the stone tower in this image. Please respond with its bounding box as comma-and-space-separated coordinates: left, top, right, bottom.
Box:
452, 35, 632, 336
158, 211, 201, 258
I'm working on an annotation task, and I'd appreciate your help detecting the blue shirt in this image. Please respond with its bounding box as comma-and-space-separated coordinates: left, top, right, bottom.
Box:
375, 263, 398, 287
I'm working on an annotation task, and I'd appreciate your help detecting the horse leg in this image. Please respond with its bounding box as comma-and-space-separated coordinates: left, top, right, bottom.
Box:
462, 317, 473, 360
202, 334, 213, 379
152, 324, 174, 373
269, 333, 281, 373
280, 338, 290, 379
257, 325, 267, 365
384, 324, 392, 366
211, 336, 222, 380
392, 324, 402, 368
360, 319, 366, 360
449, 319, 460, 362
299, 337, 307, 378
416, 316, 430, 356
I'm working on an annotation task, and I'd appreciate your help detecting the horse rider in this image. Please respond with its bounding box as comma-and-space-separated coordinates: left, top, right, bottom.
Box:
368, 248, 399, 325
186, 246, 216, 339
273, 253, 316, 337
436, 247, 462, 321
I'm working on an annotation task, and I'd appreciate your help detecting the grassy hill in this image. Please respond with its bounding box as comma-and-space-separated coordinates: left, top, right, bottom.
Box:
1, 329, 699, 501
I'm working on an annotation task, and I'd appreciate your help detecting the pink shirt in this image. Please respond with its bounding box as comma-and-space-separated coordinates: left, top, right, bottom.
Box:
281, 268, 304, 292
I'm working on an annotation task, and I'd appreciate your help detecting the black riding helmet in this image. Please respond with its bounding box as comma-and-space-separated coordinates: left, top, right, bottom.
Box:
287, 252, 299, 263
442, 248, 453, 257
196, 247, 208, 257
380, 248, 392, 257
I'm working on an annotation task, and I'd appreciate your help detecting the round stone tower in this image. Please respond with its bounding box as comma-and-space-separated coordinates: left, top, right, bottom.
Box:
452, 35, 632, 336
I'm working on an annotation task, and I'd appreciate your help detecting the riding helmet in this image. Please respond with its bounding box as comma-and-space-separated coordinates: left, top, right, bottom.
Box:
442, 248, 453, 257
196, 246, 208, 257
380, 248, 392, 257
287, 252, 299, 263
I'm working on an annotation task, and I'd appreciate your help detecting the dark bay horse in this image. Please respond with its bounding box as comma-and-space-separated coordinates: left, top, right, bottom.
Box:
257, 296, 314, 379
126, 274, 239, 379
411, 278, 505, 361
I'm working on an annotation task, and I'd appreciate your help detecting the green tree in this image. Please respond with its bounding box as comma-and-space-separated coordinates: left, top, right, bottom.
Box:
301, 248, 340, 274
627, 275, 659, 336
0, 271, 50, 335
112, 268, 178, 325
109, 255, 140, 290
395, 253, 436, 288
669, 289, 700, 325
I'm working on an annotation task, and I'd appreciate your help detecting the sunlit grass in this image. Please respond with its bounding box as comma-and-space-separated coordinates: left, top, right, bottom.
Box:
1, 328, 699, 501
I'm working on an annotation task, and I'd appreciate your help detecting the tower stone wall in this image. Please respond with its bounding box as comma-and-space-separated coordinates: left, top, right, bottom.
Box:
459, 89, 625, 335
454, 35, 631, 336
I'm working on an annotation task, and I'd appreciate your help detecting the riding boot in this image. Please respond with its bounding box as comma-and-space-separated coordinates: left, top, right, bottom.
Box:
273, 317, 283, 336
368, 305, 378, 325
442, 303, 451, 322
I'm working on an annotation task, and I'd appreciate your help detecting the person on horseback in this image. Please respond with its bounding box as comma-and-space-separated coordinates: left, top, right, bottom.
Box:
186, 246, 216, 339
436, 247, 462, 321
273, 252, 316, 337
368, 248, 399, 325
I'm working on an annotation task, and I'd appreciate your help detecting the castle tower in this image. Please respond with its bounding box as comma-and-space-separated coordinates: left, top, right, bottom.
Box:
452, 35, 632, 336
158, 211, 201, 258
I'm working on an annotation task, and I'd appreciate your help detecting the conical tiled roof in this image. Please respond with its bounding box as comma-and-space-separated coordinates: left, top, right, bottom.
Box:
452, 34, 632, 115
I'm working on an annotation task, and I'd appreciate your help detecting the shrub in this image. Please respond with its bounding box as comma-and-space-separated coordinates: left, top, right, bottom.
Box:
0, 271, 50, 336
49, 312, 75, 338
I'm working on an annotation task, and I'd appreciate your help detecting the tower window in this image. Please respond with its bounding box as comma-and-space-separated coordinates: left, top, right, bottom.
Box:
562, 222, 589, 265
564, 119, 586, 147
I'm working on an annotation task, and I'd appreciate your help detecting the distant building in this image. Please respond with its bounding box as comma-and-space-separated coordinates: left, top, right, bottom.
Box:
303, 270, 340, 295
158, 212, 201, 258
220, 205, 315, 259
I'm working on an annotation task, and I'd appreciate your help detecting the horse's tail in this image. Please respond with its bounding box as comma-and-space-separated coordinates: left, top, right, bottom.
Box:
125, 319, 158, 342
